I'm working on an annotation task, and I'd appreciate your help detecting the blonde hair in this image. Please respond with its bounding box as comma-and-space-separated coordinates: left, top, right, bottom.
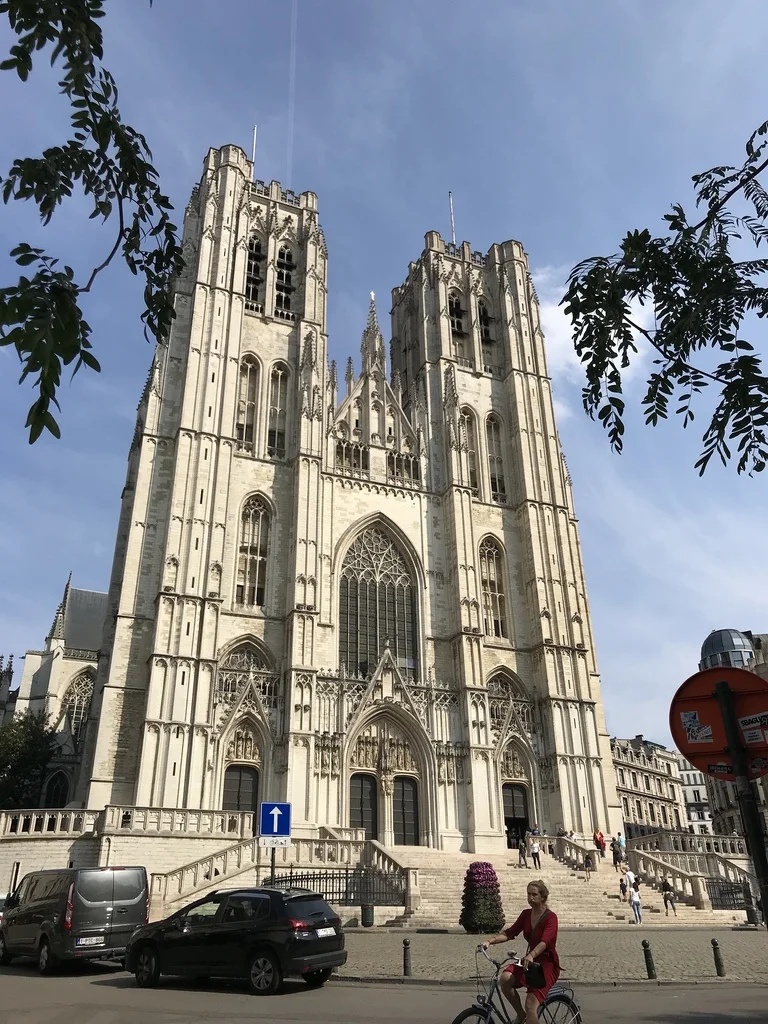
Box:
528, 879, 550, 901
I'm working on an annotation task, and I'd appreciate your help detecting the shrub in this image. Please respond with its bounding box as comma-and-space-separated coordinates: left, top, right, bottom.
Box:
459, 860, 505, 934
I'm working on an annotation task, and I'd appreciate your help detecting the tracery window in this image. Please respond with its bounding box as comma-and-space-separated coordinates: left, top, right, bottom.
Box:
460, 407, 479, 496
449, 291, 469, 364
62, 672, 94, 746
479, 537, 507, 638
478, 300, 492, 342
335, 440, 370, 476
486, 415, 507, 504
386, 451, 420, 487
216, 642, 277, 709
267, 363, 288, 458
245, 236, 264, 308
275, 245, 295, 311
236, 357, 259, 453
339, 527, 418, 679
44, 771, 69, 808
236, 496, 270, 608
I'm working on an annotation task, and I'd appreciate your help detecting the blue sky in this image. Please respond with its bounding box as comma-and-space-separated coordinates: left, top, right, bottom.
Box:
1, 0, 767, 746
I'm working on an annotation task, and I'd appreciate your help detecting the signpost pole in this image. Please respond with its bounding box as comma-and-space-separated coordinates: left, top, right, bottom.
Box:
715, 679, 768, 926
270, 846, 276, 885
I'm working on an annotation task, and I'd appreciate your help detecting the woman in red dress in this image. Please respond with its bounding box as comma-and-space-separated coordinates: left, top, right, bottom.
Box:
482, 880, 560, 1024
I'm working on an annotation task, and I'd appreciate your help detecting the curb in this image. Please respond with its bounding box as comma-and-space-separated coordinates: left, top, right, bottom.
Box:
331, 974, 768, 988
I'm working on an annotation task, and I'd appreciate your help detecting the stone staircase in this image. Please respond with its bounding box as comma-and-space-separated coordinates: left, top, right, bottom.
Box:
383, 847, 744, 929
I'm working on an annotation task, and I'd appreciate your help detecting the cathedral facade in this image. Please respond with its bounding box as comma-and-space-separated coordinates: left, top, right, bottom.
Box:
42, 144, 620, 852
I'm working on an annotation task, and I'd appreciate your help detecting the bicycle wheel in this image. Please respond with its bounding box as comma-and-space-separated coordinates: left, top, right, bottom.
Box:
538, 994, 582, 1024
450, 1007, 493, 1024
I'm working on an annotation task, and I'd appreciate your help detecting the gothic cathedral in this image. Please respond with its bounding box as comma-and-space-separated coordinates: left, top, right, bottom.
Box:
71, 144, 621, 852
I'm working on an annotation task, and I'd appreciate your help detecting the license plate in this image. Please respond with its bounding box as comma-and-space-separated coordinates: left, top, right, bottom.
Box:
315, 927, 335, 938
76, 937, 105, 946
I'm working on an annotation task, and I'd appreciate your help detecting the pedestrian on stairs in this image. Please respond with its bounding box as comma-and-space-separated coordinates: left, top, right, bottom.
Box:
530, 838, 541, 870
619, 876, 627, 902
583, 853, 592, 881
611, 837, 622, 872
629, 881, 642, 924
518, 837, 528, 869
661, 877, 677, 917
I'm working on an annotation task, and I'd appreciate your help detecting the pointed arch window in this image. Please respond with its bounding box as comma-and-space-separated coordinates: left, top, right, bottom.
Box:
479, 538, 508, 638
245, 236, 264, 309
217, 641, 271, 701
478, 300, 492, 342
236, 357, 259, 453
44, 771, 69, 809
62, 672, 94, 747
460, 407, 479, 496
275, 245, 295, 312
486, 415, 507, 504
267, 363, 288, 458
236, 496, 270, 608
449, 291, 470, 365
479, 299, 501, 374
339, 527, 418, 679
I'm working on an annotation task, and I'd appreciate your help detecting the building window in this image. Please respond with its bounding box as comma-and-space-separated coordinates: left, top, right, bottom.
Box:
236, 495, 270, 608
618, 768, 626, 786
622, 797, 629, 817
486, 415, 507, 504
656, 778, 663, 794
692, 789, 701, 803
479, 537, 508, 639
644, 775, 651, 791
631, 771, 638, 788
44, 771, 69, 808
449, 291, 469, 364
674, 809, 681, 829
267, 363, 288, 458
245, 236, 264, 307
275, 245, 295, 311
459, 407, 479, 496
387, 451, 421, 487
661, 805, 668, 825
479, 299, 500, 372
338, 527, 418, 680
649, 804, 656, 823
335, 440, 369, 476
236, 357, 259, 453
62, 672, 94, 747
635, 800, 643, 821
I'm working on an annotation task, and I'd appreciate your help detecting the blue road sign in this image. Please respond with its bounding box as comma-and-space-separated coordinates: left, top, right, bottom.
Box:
259, 801, 292, 838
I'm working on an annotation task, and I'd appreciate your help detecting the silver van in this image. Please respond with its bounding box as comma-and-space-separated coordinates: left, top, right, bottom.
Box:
0, 866, 149, 973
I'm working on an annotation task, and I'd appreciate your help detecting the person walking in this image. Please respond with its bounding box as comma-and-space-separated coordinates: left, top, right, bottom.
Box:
617, 831, 626, 860
482, 880, 561, 1024
518, 837, 529, 869
630, 882, 642, 924
530, 838, 541, 870
624, 867, 636, 890
619, 876, 627, 902
611, 837, 622, 872
583, 853, 593, 881
661, 877, 677, 917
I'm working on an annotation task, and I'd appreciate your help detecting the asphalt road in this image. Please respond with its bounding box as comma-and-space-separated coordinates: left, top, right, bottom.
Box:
0, 961, 766, 1024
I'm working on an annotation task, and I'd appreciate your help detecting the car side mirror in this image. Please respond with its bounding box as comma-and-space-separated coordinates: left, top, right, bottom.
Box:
4, 892, 18, 909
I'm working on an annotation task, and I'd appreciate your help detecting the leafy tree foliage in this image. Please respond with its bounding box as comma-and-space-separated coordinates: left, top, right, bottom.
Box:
0, 711, 58, 808
564, 119, 768, 475
0, 0, 183, 443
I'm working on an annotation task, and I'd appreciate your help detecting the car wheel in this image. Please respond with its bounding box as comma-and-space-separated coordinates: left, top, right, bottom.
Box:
0, 933, 13, 966
38, 938, 57, 976
247, 950, 282, 995
134, 945, 160, 989
303, 967, 333, 987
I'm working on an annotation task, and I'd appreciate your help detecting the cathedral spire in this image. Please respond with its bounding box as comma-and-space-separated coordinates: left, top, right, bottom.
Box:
47, 571, 72, 641
360, 291, 386, 374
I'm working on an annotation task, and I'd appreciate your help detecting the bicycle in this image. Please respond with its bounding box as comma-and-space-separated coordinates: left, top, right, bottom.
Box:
450, 945, 582, 1024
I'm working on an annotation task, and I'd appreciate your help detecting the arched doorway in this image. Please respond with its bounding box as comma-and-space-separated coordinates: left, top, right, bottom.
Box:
223, 765, 260, 830
502, 783, 529, 848
393, 776, 419, 846
349, 772, 379, 840
44, 771, 68, 809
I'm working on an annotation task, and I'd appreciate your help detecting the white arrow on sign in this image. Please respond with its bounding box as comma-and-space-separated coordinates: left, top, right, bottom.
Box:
269, 806, 282, 833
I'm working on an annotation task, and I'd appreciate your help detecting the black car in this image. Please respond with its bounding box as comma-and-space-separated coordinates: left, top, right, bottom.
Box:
1, 866, 149, 973
125, 886, 347, 994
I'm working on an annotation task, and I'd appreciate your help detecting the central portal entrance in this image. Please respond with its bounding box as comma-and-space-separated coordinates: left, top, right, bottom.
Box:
393, 775, 419, 846
223, 765, 260, 833
349, 772, 379, 840
502, 782, 529, 848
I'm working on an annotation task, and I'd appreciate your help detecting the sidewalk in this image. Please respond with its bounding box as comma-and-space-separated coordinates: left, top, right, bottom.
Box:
338, 927, 768, 984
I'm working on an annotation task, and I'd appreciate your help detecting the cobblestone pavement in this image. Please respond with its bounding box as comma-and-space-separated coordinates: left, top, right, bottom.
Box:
339, 927, 768, 983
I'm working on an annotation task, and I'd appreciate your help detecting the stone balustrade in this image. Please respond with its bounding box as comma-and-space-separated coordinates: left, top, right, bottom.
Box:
365, 839, 420, 913
102, 805, 253, 837
0, 808, 101, 838
629, 848, 712, 909
627, 831, 747, 858
553, 835, 600, 872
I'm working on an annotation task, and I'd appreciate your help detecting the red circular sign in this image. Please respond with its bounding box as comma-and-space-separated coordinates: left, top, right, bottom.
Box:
669, 666, 768, 781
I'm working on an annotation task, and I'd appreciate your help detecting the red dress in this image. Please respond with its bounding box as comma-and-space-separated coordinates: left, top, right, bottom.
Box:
502, 908, 561, 1004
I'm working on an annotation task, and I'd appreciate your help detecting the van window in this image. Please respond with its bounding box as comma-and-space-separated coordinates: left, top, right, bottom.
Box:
112, 869, 146, 902
77, 871, 113, 903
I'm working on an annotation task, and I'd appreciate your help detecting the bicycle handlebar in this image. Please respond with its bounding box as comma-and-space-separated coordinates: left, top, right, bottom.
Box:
475, 944, 526, 969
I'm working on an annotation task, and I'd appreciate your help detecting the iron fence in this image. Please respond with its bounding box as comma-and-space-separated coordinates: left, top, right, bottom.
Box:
705, 878, 753, 911
264, 866, 406, 906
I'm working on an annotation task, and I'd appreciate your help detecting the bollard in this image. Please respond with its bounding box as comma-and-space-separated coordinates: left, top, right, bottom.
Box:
711, 938, 726, 978
403, 938, 412, 977
641, 939, 657, 980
